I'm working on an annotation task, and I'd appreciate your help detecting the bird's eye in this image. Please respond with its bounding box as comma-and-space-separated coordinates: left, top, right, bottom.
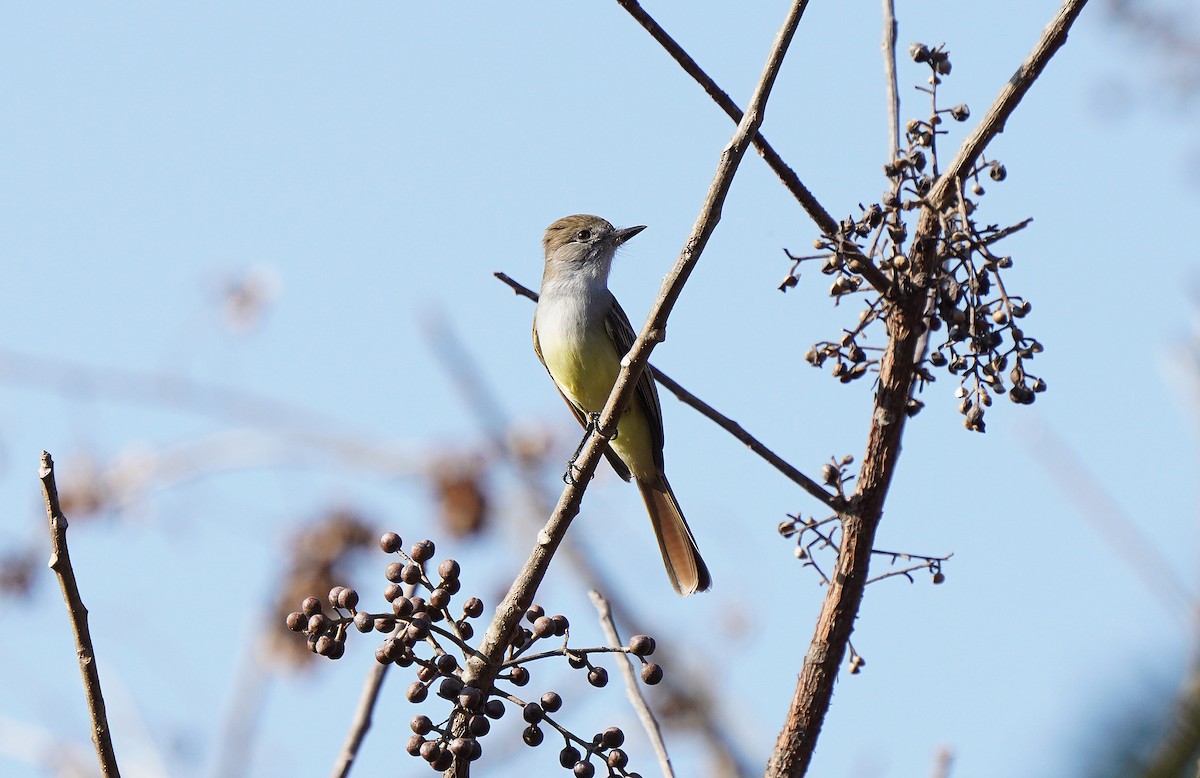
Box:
575, 229, 591, 242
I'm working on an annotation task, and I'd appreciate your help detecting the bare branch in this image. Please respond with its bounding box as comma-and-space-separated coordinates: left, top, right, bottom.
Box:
918, 0, 1092, 241
329, 659, 391, 778
493, 272, 837, 509
614, 0, 893, 297
456, 3, 811, 773
589, 591, 675, 778
40, 452, 122, 778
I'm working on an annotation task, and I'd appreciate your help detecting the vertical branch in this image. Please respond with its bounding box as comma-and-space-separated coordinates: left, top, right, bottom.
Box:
766, 1, 1091, 774
765, 294, 923, 778
589, 591, 675, 778
211, 639, 271, 778
329, 660, 391, 778
882, 0, 901, 155
40, 451, 122, 778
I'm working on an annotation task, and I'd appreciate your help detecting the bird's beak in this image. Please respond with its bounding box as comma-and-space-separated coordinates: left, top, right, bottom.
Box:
612, 225, 647, 246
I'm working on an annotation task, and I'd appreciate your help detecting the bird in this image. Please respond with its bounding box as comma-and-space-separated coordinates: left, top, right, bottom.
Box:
532, 214, 711, 595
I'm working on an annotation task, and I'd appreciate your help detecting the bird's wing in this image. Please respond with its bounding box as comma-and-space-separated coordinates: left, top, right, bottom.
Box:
533, 318, 634, 482
603, 293, 666, 472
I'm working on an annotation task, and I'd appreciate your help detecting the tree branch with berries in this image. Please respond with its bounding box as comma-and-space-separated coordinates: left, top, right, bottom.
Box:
280, 2, 1091, 777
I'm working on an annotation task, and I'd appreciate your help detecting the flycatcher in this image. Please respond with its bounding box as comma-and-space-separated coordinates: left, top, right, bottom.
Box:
533, 214, 711, 596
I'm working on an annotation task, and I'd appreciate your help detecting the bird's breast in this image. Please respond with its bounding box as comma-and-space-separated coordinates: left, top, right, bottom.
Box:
535, 292, 621, 413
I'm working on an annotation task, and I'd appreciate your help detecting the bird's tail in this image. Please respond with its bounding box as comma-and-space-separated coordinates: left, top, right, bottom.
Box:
636, 475, 711, 596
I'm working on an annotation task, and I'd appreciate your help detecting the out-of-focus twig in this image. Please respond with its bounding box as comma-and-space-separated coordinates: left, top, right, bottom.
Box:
211, 641, 271, 778
40, 451, 122, 777
1020, 417, 1192, 618
67, 430, 420, 516
329, 656, 391, 778
1, 348, 335, 430
589, 591, 674, 778
930, 746, 954, 778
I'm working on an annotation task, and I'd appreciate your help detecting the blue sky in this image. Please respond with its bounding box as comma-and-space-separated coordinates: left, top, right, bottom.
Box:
1, 2, 1196, 777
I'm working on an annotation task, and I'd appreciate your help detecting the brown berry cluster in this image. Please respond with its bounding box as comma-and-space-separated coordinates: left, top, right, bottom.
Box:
285, 532, 662, 775
284, 533, 473, 663
783, 42, 1044, 433
504, 607, 661, 777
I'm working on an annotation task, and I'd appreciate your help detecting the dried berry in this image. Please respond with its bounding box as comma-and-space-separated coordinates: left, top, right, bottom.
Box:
600, 727, 625, 748
411, 539, 436, 563
522, 702, 544, 723
380, 532, 402, 553
522, 725, 544, 747
559, 745, 582, 768
628, 635, 656, 657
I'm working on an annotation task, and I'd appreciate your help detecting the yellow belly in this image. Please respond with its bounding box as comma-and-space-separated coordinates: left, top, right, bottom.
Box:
538, 324, 657, 481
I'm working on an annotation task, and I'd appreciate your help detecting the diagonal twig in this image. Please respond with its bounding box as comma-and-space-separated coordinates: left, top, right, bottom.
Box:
493, 272, 836, 509
1020, 417, 1192, 617
328, 653, 391, 778
456, 3, 812, 774
40, 451, 122, 778
614, 0, 892, 296
915, 0, 1092, 264
589, 591, 675, 778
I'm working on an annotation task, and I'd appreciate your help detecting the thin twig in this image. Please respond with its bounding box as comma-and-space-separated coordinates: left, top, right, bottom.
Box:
2, 348, 339, 430
589, 591, 674, 778
493, 272, 836, 509
766, 2, 1091, 775
916, 0, 1092, 260
210, 637, 271, 778
977, 216, 1034, 246
456, 3, 810, 774
40, 451, 122, 778
930, 747, 954, 778
882, 0, 901, 155
614, 0, 893, 297
1020, 417, 1192, 617
329, 660, 391, 778
501, 644, 636, 668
